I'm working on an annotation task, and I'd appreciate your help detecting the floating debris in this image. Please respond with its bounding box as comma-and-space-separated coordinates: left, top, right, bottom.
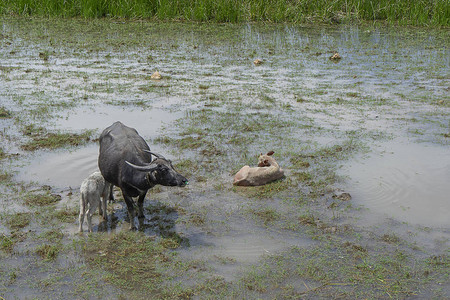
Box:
334, 192, 352, 201
329, 52, 342, 61
39, 51, 50, 61
151, 71, 162, 80
253, 59, 263, 65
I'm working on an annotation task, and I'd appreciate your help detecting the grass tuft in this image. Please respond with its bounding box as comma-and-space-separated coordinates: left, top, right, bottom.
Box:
23, 192, 61, 206
36, 243, 60, 261
80, 231, 173, 296
20, 124, 94, 151
0, 106, 12, 118
0, 232, 27, 253
2, 212, 32, 230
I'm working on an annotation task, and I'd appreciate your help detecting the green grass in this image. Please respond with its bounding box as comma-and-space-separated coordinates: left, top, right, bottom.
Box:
250, 207, 280, 225
22, 191, 61, 206
2, 212, 32, 230
0, 148, 6, 160
78, 231, 192, 298
0, 106, 11, 118
20, 124, 94, 151
1, 0, 448, 26
229, 241, 450, 299
0, 232, 27, 253
233, 177, 292, 199
52, 207, 79, 223
35, 243, 60, 261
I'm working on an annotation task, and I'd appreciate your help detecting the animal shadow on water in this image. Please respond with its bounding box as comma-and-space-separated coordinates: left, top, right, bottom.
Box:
96, 200, 188, 245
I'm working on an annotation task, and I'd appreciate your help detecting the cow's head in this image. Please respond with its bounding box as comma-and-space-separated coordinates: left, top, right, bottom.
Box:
125, 151, 188, 187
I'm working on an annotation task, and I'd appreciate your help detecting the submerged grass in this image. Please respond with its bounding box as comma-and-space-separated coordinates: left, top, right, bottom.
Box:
0, 232, 27, 253
230, 241, 450, 299
2, 212, 31, 230
0, 148, 6, 160
20, 124, 94, 151
78, 231, 193, 298
0, 0, 448, 26
35, 243, 60, 261
22, 191, 61, 206
0, 106, 11, 118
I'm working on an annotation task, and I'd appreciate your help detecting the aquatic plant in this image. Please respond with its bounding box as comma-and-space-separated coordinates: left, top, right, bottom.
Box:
0, 106, 11, 118
2, 212, 32, 230
20, 124, 94, 151
1, 0, 448, 26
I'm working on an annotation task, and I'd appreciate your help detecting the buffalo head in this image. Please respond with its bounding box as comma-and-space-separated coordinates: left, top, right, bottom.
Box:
126, 151, 188, 187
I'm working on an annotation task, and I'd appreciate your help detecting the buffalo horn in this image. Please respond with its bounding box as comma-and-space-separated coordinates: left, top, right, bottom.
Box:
142, 149, 165, 159
125, 160, 158, 171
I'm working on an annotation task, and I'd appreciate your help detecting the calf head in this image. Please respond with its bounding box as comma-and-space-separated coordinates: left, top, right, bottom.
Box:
126, 151, 188, 187
258, 151, 275, 167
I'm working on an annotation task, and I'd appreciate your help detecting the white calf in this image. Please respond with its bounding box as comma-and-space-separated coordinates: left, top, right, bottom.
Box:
79, 171, 112, 232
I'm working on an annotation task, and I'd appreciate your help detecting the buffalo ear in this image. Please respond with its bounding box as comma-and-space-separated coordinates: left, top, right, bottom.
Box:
146, 171, 157, 183
267, 151, 274, 156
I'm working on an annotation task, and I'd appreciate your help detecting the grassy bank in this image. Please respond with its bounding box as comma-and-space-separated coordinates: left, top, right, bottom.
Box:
1, 0, 448, 26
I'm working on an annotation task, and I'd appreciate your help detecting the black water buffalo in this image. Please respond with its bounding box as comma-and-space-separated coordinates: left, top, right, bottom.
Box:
98, 121, 188, 229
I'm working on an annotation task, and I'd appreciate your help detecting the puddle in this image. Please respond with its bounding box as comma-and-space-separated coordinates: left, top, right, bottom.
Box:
14, 145, 99, 190
210, 231, 310, 263
343, 141, 450, 228
55, 104, 182, 137
179, 226, 313, 280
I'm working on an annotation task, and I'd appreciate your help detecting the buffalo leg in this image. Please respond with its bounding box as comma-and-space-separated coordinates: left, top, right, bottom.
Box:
122, 192, 137, 230
137, 191, 147, 219
108, 184, 114, 203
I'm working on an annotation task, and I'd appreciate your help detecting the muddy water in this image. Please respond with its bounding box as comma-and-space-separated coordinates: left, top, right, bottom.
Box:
343, 141, 450, 228
14, 145, 98, 189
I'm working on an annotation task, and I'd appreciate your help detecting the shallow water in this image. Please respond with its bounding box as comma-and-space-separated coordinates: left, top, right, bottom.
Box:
56, 105, 182, 134
14, 145, 99, 189
343, 141, 450, 228
1, 20, 448, 223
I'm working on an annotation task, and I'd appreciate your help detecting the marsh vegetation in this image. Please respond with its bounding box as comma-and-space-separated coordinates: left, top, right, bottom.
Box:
0, 16, 449, 299
1, 0, 449, 26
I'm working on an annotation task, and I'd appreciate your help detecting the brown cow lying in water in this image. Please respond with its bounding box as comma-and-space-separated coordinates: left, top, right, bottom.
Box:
233, 151, 284, 186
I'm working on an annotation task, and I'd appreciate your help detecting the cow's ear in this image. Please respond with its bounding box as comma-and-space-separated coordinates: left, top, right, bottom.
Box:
267, 151, 274, 156
146, 171, 157, 183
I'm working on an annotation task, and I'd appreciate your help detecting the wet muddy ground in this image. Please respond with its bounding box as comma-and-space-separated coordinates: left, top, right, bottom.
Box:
0, 18, 449, 299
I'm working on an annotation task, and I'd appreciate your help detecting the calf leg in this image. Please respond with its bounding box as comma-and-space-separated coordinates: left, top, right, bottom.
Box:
87, 197, 100, 233
79, 194, 87, 232
100, 182, 111, 220
101, 198, 107, 220
98, 202, 103, 217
